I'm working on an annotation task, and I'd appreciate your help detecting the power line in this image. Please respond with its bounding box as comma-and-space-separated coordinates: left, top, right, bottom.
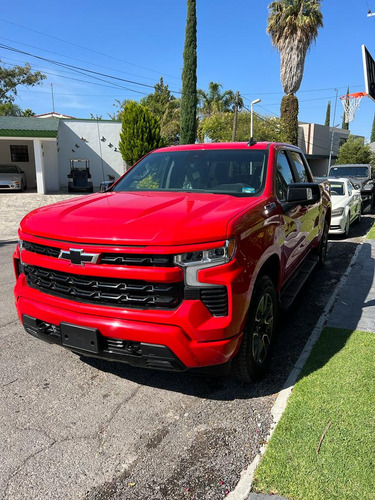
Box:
0, 35, 161, 84
0, 43, 184, 96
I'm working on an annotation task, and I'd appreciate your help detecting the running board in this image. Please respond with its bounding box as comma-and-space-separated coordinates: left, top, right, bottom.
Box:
280, 255, 319, 310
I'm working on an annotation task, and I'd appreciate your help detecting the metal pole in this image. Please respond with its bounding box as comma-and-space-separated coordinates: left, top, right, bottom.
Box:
250, 98, 261, 139
51, 84, 55, 114
328, 89, 339, 173
232, 91, 239, 141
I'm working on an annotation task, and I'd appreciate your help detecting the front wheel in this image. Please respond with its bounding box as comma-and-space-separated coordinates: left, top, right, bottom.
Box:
232, 275, 277, 383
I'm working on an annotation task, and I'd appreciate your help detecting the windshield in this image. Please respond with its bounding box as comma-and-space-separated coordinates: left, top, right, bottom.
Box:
329, 166, 369, 178
0, 165, 18, 173
114, 149, 268, 196
329, 182, 345, 196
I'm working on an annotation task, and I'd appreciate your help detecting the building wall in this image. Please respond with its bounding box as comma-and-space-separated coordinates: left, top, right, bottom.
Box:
0, 139, 37, 188
42, 139, 59, 191
57, 120, 126, 188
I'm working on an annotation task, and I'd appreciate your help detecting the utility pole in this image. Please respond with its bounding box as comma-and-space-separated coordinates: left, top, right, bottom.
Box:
51, 84, 55, 114
231, 91, 240, 141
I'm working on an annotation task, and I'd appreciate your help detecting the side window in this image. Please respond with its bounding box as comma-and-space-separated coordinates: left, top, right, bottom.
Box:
289, 151, 310, 183
275, 151, 295, 201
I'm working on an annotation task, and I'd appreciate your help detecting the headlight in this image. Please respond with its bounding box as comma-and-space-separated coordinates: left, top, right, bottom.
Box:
332, 207, 344, 217
18, 239, 24, 250
12, 177, 20, 181
363, 183, 373, 190
174, 239, 236, 287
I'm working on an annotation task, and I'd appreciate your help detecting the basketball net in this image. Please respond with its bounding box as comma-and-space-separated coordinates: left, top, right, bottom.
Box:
340, 92, 367, 123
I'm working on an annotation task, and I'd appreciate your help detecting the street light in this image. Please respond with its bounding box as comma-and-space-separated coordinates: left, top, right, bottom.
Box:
328, 123, 339, 173
250, 98, 261, 141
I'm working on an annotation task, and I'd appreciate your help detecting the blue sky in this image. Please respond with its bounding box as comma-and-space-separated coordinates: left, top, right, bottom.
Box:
1, 0, 375, 139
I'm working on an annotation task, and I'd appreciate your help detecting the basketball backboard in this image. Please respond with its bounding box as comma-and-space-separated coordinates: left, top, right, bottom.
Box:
362, 44, 375, 102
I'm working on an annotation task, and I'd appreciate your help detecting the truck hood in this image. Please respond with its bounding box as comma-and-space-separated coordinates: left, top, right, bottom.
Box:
20, 191, 259, 245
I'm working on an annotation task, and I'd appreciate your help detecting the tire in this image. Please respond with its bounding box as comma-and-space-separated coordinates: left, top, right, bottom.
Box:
232, 275, 277, 383
355, 207, 361, 224
316, 219, 329, 267
344, 217, 350, 238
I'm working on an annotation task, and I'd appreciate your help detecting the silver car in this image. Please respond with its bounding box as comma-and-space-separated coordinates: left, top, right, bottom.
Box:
0, 164, 27, 192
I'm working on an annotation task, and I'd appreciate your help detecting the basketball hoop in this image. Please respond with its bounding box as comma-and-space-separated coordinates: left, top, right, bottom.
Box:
340, 92, 367, 123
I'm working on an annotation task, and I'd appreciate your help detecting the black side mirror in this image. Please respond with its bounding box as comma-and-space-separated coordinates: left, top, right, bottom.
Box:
283, 183, 321, 209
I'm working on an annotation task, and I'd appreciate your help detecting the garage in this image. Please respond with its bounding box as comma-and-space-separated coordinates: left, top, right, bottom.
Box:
0, 116, 59, 193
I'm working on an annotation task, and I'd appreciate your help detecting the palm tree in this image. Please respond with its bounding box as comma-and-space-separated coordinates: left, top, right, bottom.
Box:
267, 0, 323, 145
197, 82, 243, 117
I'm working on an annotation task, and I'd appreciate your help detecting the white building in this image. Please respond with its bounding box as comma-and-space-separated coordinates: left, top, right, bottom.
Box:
0, 116, 126, 193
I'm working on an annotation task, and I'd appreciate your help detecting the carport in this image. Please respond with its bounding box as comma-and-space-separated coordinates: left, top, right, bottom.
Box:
0, 116, 59, 193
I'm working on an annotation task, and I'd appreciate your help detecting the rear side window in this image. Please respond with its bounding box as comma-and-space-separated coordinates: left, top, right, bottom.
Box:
288, 151, 310, 183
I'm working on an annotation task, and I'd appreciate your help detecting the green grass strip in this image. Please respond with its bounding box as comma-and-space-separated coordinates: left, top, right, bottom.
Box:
367, 222, 375, 239
253, 328, 375, 500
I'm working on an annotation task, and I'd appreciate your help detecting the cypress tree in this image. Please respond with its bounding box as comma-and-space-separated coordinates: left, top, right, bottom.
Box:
324, 101, 331, 126
180, 0, 197, 144
371, 113, 375, 143
119, 101, 164, 167
342, 86, 350, 130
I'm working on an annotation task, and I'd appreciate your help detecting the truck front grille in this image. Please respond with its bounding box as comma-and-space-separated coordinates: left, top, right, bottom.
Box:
24, 265, 183, 310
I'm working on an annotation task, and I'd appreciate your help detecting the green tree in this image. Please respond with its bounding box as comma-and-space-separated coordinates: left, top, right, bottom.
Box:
0, 103, 35, 116
0, 62, 46, 103
341, 86, 349, 130
197, 82, 243, 117
324, 101, 331, 126
371, 113, 375, 143
180, 0, 197, 144
160, 98, 181, 145
141, 78, 173, 120
198, 111, 283, 143
0, 102, 23, 116
119, 101, 164, 166
336, 136, 375, 165
267, 0, 323, 145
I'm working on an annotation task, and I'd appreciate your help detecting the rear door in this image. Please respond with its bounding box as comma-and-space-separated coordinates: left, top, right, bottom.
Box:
275, 148, 318, 280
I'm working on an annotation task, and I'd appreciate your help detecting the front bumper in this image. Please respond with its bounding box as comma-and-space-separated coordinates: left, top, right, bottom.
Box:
16, 295, 242, 371
329, 214, 347, 234
14, 239, 247, 371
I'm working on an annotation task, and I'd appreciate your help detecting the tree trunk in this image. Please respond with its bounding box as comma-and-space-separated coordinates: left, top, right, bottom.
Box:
279, 36, 307, 95
180, 0, 197, 144
280, 94, 299, 146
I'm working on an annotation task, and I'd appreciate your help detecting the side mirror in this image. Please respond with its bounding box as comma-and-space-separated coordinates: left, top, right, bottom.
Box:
354, 184, 360, 190
286, 183, 321, 205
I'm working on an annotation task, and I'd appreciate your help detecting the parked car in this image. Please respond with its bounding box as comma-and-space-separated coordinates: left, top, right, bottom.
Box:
0, 164, 27, 192
328, 164, 374, 211
328, 178, 362, 236
14, 142, 331, 382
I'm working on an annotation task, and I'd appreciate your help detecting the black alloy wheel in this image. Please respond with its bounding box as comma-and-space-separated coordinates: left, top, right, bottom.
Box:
316, 219, 329, 267
232, 275, 277, 382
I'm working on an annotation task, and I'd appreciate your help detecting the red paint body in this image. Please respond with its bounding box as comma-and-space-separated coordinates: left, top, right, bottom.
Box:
13, 142, 330, 372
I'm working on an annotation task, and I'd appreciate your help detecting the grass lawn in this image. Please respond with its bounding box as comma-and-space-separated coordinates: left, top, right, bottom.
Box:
253, 327, 375, 500
367, 222, 375, 239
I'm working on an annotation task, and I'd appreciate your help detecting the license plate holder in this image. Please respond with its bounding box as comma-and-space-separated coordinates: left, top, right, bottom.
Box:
61, 323, 99, 353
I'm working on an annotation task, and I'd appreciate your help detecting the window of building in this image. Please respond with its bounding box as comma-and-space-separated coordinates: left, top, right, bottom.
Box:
10, 145, 29, 162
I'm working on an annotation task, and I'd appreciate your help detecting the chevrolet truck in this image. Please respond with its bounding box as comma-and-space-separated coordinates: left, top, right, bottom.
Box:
13, 142, 331, 382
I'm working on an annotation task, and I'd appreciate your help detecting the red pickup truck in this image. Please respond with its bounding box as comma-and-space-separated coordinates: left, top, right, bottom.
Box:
13, 142, 331, 381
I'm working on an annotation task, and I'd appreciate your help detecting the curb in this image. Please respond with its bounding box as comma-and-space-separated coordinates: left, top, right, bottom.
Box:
227, 242, 363, 500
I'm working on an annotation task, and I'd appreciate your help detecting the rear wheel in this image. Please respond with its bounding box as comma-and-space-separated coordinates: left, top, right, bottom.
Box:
232, 275, 277, 383
316, 219, 329, 267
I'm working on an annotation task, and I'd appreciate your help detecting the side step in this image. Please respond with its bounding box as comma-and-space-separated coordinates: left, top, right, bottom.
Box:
280, 255, 319, 310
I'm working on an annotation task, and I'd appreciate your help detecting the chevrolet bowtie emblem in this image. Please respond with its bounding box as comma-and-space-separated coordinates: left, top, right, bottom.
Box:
58, 248, 99, 265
